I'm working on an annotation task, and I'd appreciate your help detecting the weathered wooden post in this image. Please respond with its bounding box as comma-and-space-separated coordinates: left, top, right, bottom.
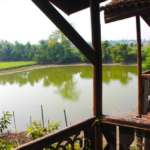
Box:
90, 0, 103, 149
136, 15, 143, 150
136, 15, 142, 116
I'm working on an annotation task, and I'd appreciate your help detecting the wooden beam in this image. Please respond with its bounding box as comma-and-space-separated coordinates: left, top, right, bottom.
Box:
136, 16, 142, 116
49, 0, 106, 15
102, 115, 150, 131
142, 13, 150, 27
105, 5, 150, 23
90, 0, 103, 149
32, 0, 96, 64
90, 0, 102, 124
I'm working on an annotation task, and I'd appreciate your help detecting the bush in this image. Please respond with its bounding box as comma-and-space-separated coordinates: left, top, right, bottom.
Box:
27, 121, 45, 139
0, 139, 13, 150
0, 112, 12, 134
47, 121, 60, 133
27, 121, 60, 140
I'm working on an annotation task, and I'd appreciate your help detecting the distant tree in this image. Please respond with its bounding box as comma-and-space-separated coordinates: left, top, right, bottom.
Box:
34, 40, 50, 64
0, 30, 148, 66
0, 41, 14, 61
102, 41, 112, 63
111, 44, 124, 63
143, 44, 150, 70
35, 30, 83, 64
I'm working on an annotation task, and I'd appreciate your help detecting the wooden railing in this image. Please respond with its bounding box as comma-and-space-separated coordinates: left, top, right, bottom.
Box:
15, 72, 150, 150
16, 118, 95, 150
102, 115, 150, 150
16, 115, 150, 150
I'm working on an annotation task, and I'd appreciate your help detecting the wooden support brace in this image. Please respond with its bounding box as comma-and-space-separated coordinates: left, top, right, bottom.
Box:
142, 13, 150, 27
32, 0, 96, 64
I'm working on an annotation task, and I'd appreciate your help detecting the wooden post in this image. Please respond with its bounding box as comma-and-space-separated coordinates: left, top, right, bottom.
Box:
136, 16, 142, 116
90, 0, 103, 149
136, 15, 143, 150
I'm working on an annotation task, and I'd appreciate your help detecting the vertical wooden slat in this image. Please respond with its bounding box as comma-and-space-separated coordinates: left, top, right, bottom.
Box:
136, 130, 143, 150
102, 124, 116, 150
144, 132, 150, 150
136, 15, 142, 116
84, 126, 96, 150
119, 127, 134, 150
90, 0, 103, 149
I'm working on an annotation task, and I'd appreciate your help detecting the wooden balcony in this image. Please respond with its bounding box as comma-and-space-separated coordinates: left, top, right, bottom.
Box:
16, 118, 95, 150
14, 0, 150, 149
15, 115, 150, 150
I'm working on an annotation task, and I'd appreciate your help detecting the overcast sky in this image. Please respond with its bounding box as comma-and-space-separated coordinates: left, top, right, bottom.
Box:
0, 0, 150, 44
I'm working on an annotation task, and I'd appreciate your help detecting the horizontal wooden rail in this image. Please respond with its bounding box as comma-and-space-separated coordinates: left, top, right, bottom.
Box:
102, 115, 150, 131
101, 115, 150, 150
16, 117, 95, 150
143, 70, 150, 74
142, 74, 150, 79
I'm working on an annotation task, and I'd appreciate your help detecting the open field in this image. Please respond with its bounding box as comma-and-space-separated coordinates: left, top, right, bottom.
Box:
0, 61, 37, 70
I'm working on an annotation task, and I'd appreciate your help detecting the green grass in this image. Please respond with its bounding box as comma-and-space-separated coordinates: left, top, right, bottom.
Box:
0, 61, 37, 70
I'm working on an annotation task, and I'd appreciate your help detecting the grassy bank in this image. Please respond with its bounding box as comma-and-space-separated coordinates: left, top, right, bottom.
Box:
0, 61, 37, 70
0, 62, 137, 76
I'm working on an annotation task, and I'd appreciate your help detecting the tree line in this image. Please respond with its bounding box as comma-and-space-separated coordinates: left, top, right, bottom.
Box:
0, 30, 150, 69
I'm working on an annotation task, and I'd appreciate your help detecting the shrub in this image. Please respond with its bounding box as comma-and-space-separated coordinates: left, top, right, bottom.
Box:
0, 139, 13, 150
0, 112, 12, 134
27, 121, 60, 140
27, 121, 45, 139
47, 121, 60, 133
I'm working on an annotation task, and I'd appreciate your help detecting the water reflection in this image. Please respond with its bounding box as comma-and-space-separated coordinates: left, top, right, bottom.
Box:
102, 65, 136, 85
0, 65, 137, 130
0, 65, 136, 86
0, 65, 136, 100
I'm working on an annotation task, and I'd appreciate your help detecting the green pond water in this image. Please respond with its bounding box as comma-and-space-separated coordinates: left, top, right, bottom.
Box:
0, 65, 137, 131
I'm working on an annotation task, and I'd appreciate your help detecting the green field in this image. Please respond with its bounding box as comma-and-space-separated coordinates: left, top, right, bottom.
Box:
0, 61, 37, 70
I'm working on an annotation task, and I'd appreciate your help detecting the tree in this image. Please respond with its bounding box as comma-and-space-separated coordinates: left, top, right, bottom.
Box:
143, 44, 150, 70
102, 41, 112, 63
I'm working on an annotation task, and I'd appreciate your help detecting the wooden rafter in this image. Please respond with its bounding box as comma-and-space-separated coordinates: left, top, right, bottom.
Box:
104, 0, 150, 23
142, 14, 150, 27
49, 0, 105, 15
32, 0, 96, 64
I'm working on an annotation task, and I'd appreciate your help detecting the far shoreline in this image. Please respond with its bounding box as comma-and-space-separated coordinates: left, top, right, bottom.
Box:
0, 63, 137, 76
